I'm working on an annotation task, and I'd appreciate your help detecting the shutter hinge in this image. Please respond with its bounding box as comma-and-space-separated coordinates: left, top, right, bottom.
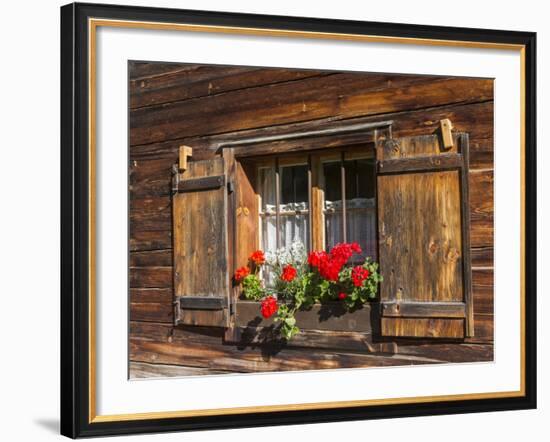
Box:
227, 180, 235, 193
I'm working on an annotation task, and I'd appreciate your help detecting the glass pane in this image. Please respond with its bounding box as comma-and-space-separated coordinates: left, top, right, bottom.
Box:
346, 158, 376, 260
281, 213, 309, 250
280, 165, 309, 211
323, 162, 341, 202
323, 161, 342, 251
325, 211, 343, 250
324, 158, 376, 256
347, 209, 377, 260
261, 215, 277, 288
259, 166, 275, 214
259, 163, 310, 256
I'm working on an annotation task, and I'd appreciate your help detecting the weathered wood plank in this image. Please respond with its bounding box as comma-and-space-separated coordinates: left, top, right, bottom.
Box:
378, 169, 464, 303
130, 361, 229, 378
469, 169, 493, 222
130, 322, 494, 370
129, 266, 172, 288
470, 216, 493, 248
131, 66, 326, 108
471, 246, 493, 267
130, 249, 172, 267
129, 61, 199, 81
131, 321, 224, 343
130, 288, 172, 303
472, 268, 493, 315
381, 302, 466, 318
377, 153, 462, 174
130, 157, 175, 198
130, 75, 493, 145
130, 338, 441, 373
470, 313, 493, 342
228, 327, 376, 352
130, 196, 172, 232
381, 318, 465, 338
393, 342, 493, 362
130, 230, 172, 252
130, 302, 172, 323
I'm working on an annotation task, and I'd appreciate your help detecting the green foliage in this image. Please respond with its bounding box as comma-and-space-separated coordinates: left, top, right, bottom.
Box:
241, 274, 263, 301
236, 243, 382, 341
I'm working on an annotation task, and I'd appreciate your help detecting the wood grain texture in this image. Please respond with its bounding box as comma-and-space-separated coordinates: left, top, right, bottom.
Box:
130, 361, 229, 378
130, 74, 492, 146
172, 157, 230, 327
378, 170, 464, 303
128, 63, 494, 372
376, 134, 473, 339
131, 66, 325, 109
235, 301, 376, 333
234, 161, 258, 270
172, 158, 228, 298
381, 318, 465, 338
129, 322, 492, 375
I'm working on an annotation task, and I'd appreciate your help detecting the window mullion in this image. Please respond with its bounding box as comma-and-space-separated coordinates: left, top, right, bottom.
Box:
341, 151, 347, 243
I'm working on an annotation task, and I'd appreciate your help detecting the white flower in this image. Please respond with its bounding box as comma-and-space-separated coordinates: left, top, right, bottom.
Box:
264, 250, 277, 267
290, 240, 306, 262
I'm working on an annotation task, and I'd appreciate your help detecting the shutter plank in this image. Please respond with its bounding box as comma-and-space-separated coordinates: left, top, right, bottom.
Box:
173, 157, 229, 327
377, 133, 473, 338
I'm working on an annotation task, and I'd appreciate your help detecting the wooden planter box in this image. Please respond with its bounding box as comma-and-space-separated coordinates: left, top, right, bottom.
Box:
223, 300, 382, 352
235, 300, 379, 333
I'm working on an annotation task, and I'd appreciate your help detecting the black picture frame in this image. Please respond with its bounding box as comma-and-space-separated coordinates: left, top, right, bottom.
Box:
60, 2, 537, 438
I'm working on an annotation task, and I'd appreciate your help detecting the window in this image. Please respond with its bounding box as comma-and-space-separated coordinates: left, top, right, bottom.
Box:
253, 148, 377, 265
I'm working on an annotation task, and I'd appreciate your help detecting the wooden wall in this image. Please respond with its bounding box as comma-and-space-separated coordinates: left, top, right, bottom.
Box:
129, 62, 494, 377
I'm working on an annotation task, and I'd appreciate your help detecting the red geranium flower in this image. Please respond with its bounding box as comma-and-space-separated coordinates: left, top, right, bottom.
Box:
351, 266, 370, 287
338, 292, 347, 300
281, 264, 297, 282
331, 242, 362, 265
308, 243, 363, 282
307, 251, 327, 268
234, 266, 250, 283
260, 296, 278, 319
249, 250, 265, 266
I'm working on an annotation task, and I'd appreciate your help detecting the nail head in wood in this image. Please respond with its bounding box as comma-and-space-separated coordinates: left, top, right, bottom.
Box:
440, 119, 454, 149
179, 145, 193, 171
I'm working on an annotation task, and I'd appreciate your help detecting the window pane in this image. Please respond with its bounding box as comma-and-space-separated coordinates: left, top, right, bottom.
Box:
259, 167, 275, 214
323, 161, 342, 250
324, 157, 376, 258
281, 213, 309, 250
259, 163, 309, 258
323, 162, 341, 202
281, 165, 309, 210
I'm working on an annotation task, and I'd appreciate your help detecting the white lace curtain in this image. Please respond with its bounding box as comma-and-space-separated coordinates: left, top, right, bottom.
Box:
258, 163, 377, 260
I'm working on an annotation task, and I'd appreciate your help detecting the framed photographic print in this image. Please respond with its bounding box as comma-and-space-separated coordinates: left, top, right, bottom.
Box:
60, 2, 537, 438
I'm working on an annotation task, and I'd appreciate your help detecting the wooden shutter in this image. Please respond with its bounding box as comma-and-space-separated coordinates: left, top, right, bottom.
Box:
172, 153, 231, 327
376, 130, 473, 338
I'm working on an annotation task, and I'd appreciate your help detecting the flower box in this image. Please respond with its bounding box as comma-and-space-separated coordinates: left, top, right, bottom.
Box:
234, 300, 379, 333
